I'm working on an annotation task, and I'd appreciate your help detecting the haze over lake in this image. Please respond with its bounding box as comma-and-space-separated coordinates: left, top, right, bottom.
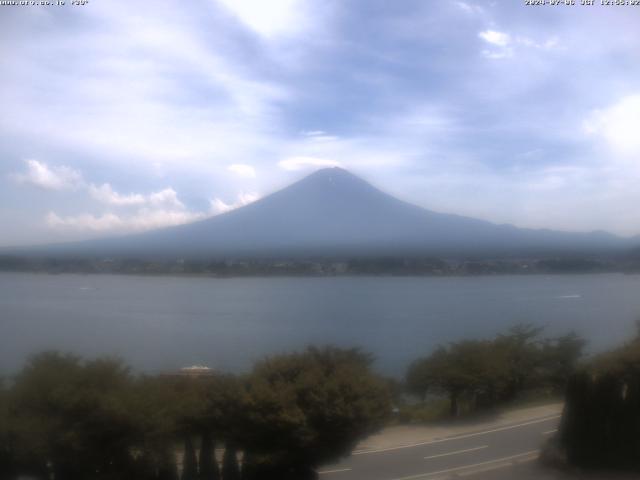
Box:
2, 272, 640, 377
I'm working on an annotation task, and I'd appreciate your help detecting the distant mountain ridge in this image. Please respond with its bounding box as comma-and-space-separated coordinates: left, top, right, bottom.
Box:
9, 168, 639, 258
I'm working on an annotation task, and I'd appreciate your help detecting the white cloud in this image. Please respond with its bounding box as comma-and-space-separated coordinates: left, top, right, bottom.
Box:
51, 188, 262, 233
455, 1, 484, 15
516, 36, 559, 50
36, 177, 185, 210
302, 130, 327, 136
302, 131, 339, 143
147, 188, 185, 209
479, 30, 513, 59
211, 191, 260, 213
215, 0, 306, 38
479, 30, 510, 47
278, 156, 341, 171
0, 5, 291, 179
88, 183, 146, 206
584, 95, 640, 156
481, 48, 513, 60
46, 212, 124, 232
274, 108, 451, 175
46, 186, 258, 234
227, 163, 257, 177
47, 212, 123, 232
16, 163, 204, 233
479, 30, 557, 59
12, 160, 83, 191
46, 208, 207, 233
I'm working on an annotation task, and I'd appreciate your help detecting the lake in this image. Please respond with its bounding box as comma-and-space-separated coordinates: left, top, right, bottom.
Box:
1, 272, 640, 377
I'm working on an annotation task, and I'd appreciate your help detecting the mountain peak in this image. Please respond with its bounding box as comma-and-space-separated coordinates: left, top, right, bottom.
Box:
305, 166, 358, 181
295, 167, 374, 194
309, 166, 349, 174
34, 167, 630, 258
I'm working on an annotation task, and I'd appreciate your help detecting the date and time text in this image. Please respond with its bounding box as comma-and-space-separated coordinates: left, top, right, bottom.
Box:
526, 0, 640, 5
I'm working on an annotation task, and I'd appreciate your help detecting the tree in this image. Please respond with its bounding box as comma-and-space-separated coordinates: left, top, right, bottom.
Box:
494, 324, 544, 400
550, 327, 639, 470
405, 325, 580, 417
406, 358, 432, 402
221, 443, 240, 480
0, 378, 14, 480
128, 372, 243, 480
406, 341, 508, 416
239, 347, 391, 479
540, 332, 585, 393
182, 435, 198, 480
10, 352, 137, 480
198, 431, 219, 480
128, 375, 186, 480
156, 448, 180, 480
239, 451, 258, 480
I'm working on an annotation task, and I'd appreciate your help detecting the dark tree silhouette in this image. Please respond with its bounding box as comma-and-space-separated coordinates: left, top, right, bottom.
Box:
221, 443, 240, 480
560, 327, 640, 471
199, 432, 219, 480
157, 449, 180, 480
182, 435, 198, 480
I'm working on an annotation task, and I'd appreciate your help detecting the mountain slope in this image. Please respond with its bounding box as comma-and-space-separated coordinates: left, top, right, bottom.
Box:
16, 168, 636, 258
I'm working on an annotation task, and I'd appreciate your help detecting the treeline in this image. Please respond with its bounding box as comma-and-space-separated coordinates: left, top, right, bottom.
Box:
0, 347, 391, 480
406, 325, 585, 417
558, 325, 640, 471
0, 255, 627, 277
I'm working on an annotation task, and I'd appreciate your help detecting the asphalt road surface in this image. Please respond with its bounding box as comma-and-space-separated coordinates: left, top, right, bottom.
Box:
318, 414, 561, 480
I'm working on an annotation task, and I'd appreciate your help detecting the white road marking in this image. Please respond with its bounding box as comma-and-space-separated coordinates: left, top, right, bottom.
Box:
424, 445, 488, 460
389, 450, 539, 480
457, 452, 538, 477
318, 467, 352, 475
542, 429, 557, 435
352, 415, 561, 455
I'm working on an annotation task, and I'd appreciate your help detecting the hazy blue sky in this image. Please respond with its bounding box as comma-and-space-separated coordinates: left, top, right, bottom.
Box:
1, 0, 639, 246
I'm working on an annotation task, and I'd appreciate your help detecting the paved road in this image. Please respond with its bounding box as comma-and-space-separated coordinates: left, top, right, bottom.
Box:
318, 414, 561, 480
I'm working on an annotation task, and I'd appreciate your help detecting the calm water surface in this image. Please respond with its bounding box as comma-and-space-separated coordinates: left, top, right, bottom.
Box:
1, 272, 640, 376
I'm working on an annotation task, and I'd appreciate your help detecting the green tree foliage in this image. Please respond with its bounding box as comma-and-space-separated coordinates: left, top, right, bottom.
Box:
406, 325, 585, 417
198, 374, 246, 442
2, 346, 391, 480
239, 347, 391, 479
9, 352, 137, 480
127, 372, 242, 479
406, 358, 431, 402
407, 341, 508, 416
540, 332, 586, 392
127, 375, 186, 478
494, 324, 544, 400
